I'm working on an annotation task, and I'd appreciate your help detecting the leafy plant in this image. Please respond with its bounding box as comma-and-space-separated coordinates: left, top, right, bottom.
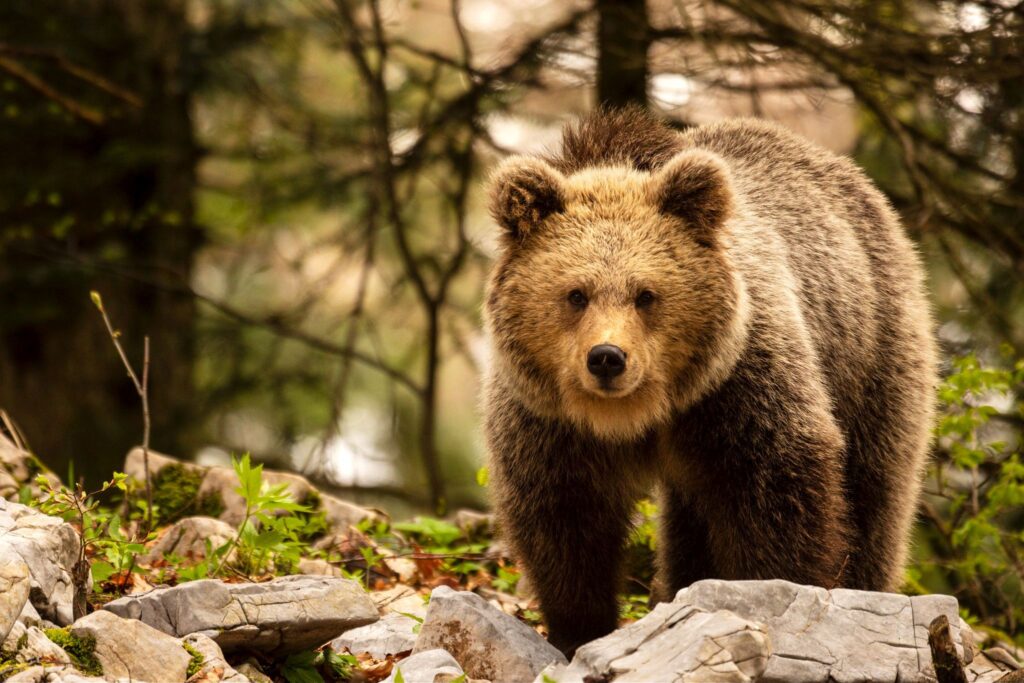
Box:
913, 352, 1024, 645
211, 453, 311, 577
34, 473, 148, 594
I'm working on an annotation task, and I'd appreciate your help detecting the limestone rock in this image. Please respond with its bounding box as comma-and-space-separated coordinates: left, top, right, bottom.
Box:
371, 586, 428, 619
331, 612, 419, 659
16, 626, 73, 666
0, 434, 60, 502
181, 633, 252, 683
104, 574, 378, 655
235, 662, 274, 683
71, 609, 191, 682
0, 548, 31, 642
384, 649, 464, 683
414, 586, 566, 682
6, 666, 106, 683
0, 499, 82, 625
676, 579, 963, 683
296, 557, 342, 577
139, 516, 235, 565
537, 603, 768, 683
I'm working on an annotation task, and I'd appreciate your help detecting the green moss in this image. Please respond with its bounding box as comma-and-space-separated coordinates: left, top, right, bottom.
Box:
44, 627, 103, 676
151, 464, 225, 524
182, 642, 204, 678
0, 659, 29, 679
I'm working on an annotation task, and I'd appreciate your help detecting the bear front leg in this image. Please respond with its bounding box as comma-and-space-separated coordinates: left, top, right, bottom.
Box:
673, 379, 853, 587
703, 425, 851, 585
654, 490, 715, 603
486, 398, 638, 657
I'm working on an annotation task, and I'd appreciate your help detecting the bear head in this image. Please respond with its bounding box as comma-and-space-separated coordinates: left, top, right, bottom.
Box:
484, 149, 750, 441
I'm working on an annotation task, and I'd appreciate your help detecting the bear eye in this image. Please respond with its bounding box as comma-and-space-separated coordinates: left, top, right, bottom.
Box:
567, 289, 588, 309
635, 290, 655, 308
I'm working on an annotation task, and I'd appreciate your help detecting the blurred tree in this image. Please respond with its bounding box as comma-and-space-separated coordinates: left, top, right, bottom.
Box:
0, 0, 200, 483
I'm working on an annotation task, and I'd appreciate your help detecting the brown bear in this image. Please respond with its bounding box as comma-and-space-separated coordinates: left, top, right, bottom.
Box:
482, 107, 937, 656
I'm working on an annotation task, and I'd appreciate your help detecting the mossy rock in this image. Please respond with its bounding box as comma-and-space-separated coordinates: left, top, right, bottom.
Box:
44, 627, 103, 676
151, 464, 226, 524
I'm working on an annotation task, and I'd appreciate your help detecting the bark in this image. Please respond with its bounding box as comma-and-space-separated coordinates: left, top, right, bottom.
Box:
0, 0, 200, 484
596, 0, 650, 108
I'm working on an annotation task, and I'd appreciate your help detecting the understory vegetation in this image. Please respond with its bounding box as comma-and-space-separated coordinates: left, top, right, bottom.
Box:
15, 353, 1023, 681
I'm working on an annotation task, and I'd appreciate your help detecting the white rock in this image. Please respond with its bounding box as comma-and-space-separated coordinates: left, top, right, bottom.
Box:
71, 609, 191, 682
371, 586, 428, 618
0, 434, 61, 502
296, 558, 342, 577
15, 626, 73, 666
384, 649, 464, 683
6, 665, 106, 682
139, 516, 235, 565
104, 574, 378, 655
0, 499, 83, 625
538, 603, 768, 683
676, 579, 963, 683
0, 548, 31, 642
181, 633, 252, 683
331, 612, 419, 658
414, 586, 566, 682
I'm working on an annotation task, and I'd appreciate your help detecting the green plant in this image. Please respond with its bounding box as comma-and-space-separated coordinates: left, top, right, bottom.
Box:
280, 649, 357, 683
211, 454, 311, 577
44, 628, 103, 676
34, 473, 147, 593
913, 352, 1024, 645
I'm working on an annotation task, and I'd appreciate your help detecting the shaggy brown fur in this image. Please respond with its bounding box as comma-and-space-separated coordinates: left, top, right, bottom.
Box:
483, 107, 937, 656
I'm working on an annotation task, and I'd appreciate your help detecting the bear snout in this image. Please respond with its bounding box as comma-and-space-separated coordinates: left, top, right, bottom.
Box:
587, 344, 627, 380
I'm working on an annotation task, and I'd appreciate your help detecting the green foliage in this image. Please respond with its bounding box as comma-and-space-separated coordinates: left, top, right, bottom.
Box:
212, 454, 312, 577
33, 472, 148, 590
151, 464, 225, 525
44, 628, 103, 676
280, 649, 357, 683
914, 352, 1024, 645
182, 642, 205, 678
393, 517, 463, 548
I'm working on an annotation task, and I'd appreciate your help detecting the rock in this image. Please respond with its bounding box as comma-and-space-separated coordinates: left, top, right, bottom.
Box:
0, 434, 61, 502
384, 649, 464, 683
450, 509, 492, 537
123, 448, 384, 531
371, 586, 428, 619
964, 650, 1020, 683
70, 609, 192, 682
104, 574, 378, 655
674, 579, 964, 683
235, 662, 274, 683
6, 666, 106, 682
296, 558, 342, 577
182, 633, 252, 683
15, 626, 73, 666
139, 516, 235, 565
538, 603, 768, 683
0, 499, 83, 625
414, 586, 566, 682
0, 548, 31, 642
331, 612, 419, 659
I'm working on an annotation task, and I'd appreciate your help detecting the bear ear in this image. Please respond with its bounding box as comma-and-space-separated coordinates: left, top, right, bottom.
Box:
651, 150, 735, 247
488, 156, 566, 241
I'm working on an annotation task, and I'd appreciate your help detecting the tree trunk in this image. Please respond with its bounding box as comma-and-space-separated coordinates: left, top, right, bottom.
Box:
596, 0, 651, 108
0, 0, 200, 484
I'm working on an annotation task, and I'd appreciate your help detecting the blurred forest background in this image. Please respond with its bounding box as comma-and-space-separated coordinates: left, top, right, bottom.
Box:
0, 0, 1022, 636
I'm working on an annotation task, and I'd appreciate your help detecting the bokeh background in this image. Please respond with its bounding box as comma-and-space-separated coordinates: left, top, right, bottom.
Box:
0, 0, 1020, 524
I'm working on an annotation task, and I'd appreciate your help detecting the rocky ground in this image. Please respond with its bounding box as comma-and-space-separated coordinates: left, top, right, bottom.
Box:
1, 434, 1021, 683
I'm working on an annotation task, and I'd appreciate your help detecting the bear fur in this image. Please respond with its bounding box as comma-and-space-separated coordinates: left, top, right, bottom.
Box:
482, 107, 937, 656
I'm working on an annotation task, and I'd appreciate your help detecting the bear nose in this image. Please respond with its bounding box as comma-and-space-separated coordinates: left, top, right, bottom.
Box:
587, 344, 627, 379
